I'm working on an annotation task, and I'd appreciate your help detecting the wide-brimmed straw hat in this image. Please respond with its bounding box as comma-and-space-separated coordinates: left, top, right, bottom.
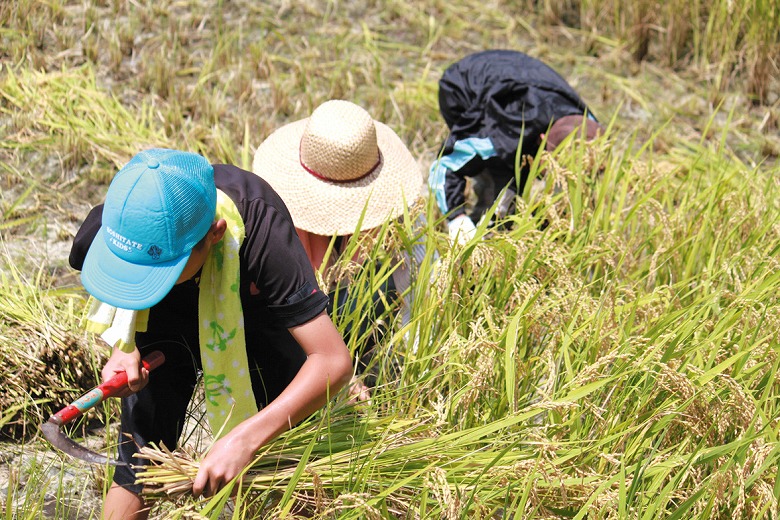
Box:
252, 100, 423, 236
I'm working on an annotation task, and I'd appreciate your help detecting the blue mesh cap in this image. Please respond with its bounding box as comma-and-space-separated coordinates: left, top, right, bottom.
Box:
81, 149, 217, 310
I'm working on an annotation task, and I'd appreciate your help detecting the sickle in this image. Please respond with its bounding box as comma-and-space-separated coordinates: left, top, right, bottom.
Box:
40, 351, 165, 466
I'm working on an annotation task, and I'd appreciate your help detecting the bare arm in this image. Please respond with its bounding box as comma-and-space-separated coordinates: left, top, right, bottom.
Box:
192, 311, 352, 497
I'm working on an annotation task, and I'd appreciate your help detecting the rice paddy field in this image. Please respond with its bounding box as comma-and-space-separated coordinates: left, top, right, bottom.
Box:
1, 0, 779, 518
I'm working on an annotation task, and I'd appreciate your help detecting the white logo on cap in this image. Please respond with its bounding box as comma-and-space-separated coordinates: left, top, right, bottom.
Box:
106, 226, 144, 253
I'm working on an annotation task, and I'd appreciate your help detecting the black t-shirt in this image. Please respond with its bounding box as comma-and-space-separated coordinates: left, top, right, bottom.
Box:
69, 164, 329, 400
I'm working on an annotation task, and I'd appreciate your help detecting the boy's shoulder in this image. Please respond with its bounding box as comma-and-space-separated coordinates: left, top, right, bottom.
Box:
212, 164, 287, 209
211, 163, 297, 230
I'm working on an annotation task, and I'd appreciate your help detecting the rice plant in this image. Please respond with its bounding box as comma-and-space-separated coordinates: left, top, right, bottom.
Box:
0, 0, 778, 518
0, 249, 106, 438
124, 123, 780, 517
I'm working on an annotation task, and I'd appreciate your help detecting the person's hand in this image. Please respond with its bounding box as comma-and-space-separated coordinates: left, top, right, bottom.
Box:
447, 214, 477, 245
346, 375, 372, 405
101, 347, 147, 397
192, 428, 257, 498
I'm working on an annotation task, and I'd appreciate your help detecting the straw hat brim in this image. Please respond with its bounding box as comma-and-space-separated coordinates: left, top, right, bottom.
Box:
253, 118, 423, 236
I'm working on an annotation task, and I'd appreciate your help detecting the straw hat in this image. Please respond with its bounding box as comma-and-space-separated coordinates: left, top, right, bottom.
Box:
252, 100, 423, 236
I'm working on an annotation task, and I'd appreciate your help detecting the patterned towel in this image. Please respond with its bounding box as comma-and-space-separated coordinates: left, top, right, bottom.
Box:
198, 189, 257, 436
83, 298, 148, 353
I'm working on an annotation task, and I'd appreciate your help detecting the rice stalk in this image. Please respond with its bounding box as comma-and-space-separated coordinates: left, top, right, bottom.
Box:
0, 247, 104, 438
0, 64, 170, 180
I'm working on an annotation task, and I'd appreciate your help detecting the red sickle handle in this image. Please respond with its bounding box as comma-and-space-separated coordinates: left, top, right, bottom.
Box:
50, 351, 165, 426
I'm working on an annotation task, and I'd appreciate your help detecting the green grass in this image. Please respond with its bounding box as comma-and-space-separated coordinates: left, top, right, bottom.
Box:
130, 127, 779, 517
1, 0, 779, 518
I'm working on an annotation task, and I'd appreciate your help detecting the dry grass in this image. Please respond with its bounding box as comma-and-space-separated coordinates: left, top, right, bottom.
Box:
1, 0, 779, 518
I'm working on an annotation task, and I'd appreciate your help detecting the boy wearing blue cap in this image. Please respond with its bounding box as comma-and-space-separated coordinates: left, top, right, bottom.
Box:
69, 148, 352, 519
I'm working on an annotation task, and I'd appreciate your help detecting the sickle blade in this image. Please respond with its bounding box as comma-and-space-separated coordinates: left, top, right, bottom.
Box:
40, 420, 126, 466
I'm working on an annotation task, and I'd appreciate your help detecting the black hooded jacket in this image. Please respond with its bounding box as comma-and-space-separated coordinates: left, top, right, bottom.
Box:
433, 50, 597, 219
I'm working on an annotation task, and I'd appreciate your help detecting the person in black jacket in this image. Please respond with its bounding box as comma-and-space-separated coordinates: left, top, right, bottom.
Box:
429, 50, 603, 242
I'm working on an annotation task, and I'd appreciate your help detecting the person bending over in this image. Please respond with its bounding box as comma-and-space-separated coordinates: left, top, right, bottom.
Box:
69, 148, 352, 519
429, 49, 603, 242
253, 100, 427, 392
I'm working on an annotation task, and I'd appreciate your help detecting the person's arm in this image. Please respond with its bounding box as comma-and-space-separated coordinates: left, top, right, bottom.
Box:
443, 159, 482, 243
442, 168, 468, 220
430, 139, 495, 223
191, 311, 351, 497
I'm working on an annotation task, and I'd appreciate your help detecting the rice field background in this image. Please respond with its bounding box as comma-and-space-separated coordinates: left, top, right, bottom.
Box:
1, 0, 779, 518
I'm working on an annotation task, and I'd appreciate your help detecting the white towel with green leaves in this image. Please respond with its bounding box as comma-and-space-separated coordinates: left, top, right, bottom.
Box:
198, 189, 257, 436
83, 297, 148, 352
